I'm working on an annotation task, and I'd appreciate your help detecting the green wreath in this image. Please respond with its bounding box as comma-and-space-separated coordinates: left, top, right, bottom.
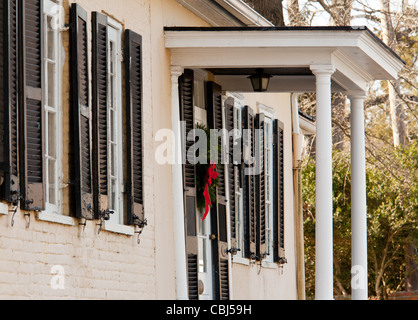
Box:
195, 123, 223, 215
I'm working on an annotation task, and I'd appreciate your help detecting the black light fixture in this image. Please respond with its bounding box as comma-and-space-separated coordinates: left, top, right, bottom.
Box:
248, 68, 271, 92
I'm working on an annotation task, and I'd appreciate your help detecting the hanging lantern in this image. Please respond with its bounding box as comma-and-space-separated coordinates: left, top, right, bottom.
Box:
248, 68, 272, 92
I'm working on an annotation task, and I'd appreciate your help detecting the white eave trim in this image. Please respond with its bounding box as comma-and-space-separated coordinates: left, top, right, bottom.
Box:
165, 28, 404, 83
358, 31, 405, 80
213, 0, 274, 27
165, 29, 361, 49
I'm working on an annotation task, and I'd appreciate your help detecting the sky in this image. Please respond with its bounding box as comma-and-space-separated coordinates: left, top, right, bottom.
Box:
282, 0, 417, 29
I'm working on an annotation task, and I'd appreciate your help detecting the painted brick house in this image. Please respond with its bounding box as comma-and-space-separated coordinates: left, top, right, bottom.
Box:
0, 0, 403, 300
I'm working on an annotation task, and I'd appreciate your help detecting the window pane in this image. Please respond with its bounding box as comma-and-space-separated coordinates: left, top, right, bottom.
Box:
47, 62, 56, 108
48, 112, 56, 158
110, 41, 114, 74
110, 143, 116, 177
48, 158, 56, 205
266, 176, 270, 201
47, 15, 55, 60
198, 237, 208, 273
110, 109, 116, 142
109, 75, 114, 108
110, 179, 117, 211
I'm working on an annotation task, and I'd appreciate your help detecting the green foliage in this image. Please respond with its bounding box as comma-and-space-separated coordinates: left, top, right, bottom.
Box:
302, 142, 418, 299
195, 123, 222, 215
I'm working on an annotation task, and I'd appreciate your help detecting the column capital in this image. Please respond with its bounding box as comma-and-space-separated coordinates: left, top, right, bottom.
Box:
346, 91, 368, 101
171, 65, 184, 81
310, 64, 336, 76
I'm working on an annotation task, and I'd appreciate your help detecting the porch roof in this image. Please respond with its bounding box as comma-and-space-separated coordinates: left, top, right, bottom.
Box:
164, 26, 404, 93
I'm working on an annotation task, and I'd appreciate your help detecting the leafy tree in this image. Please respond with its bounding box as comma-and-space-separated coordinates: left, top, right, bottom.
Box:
282, 0, 417, 298
302, 143, 417, 299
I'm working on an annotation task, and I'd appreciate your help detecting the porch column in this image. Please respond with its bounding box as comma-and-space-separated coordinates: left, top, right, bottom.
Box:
171, 66, 189, 300
310, 65, 335, 300
349, 93, 368, 300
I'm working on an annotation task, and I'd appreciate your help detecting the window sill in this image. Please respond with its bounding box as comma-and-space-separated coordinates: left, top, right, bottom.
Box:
33, 212, 134, 236
36, 211, 76, 226
0, 202, 9, 215
232, 256, 250, 266
261, 260, 278, 269
103, 221, 135, 236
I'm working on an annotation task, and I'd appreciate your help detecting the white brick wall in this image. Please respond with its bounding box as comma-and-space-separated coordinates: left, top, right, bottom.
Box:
0, 208, 156, 299
0, 0, 158, 300
0, 0, 300, 301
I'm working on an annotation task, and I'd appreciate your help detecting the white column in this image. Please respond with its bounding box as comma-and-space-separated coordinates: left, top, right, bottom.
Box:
349, 94, 368, 300
310, 65, 335, 300
171, 66, 189, 300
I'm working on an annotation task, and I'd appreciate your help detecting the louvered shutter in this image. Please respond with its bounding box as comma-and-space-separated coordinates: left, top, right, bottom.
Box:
70, 4, 93, 220
0, 0, 19, 205
224, 97, 238, 250
255, 113, 267, 260
207, 82, 229, 300
242, 106, 256, 259
125, 30, 145, 226
273, 119, 286, 263
92, 12, 109, 219
179, 69, 199, 300
225, 97, 240, 254
19, 0, 45, 211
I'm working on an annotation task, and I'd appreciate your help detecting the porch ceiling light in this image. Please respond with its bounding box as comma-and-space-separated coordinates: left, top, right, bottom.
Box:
248, 68, 271, 92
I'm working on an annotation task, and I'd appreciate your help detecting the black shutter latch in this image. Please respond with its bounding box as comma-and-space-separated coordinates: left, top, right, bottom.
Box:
10, 191, 22, 207
227, 247, 241, 256
100, 209, 114, 221
134, 218, 148, 245
96, 209, 114, 234
133, 217, 148, 228
62, 23, 71, 32
256, 252, 268, 261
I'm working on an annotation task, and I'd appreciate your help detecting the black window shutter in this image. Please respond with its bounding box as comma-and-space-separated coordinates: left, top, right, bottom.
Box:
70, 4, 93, 220
224, 96, 238, 250
19, 0, 45, 211
124, 29, 145, 227
207, 81, 230, 300
179, 69, 199, 300
273, 119, 286, 263
92, 12, 109, 219
242, 106, 256, 259
0, 0, 19, 205
255, 113, 267, 260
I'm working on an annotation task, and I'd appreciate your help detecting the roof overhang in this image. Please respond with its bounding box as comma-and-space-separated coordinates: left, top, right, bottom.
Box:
212, 0, 274, 26
164, 26, 405, 93
174, 0, 273, 27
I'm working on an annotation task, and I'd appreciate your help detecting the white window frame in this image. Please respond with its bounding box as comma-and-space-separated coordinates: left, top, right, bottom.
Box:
42, 0, 63, 216
227, 94, 248, 265
257, 103, 277, 268
106, 18, 124, 226
235, 107, 245, 262
264, 116, 274, 264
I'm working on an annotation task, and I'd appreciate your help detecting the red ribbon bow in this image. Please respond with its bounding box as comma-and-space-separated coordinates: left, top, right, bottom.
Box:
202, 162, 219, 221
